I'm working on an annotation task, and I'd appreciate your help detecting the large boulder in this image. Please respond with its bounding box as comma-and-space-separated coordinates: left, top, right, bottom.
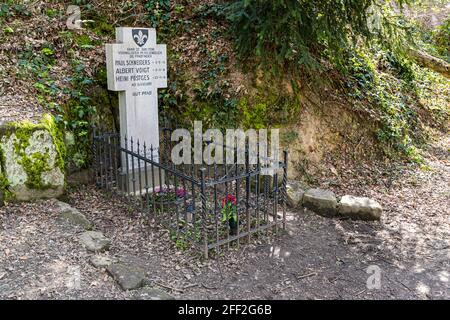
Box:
0, 116, 65, 201
338, 195, 382, 221
303, 188, 338, 217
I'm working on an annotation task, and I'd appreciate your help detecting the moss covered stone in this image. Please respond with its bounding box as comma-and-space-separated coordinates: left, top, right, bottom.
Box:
0, 114, 66, 201
20, 151, 52, 190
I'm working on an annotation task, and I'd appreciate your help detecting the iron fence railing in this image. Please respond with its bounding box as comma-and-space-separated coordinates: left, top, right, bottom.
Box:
92, 128, 288, 258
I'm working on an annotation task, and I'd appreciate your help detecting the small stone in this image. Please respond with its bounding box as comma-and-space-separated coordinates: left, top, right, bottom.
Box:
338, 195, 382, 221
79, 231, 111, 252
107, 262, 146, 291
286, 182, 305, 208
90, 255, 117, 268
303, 188, 338, 217
56, 200, 92, 230
133, 287, 175, 300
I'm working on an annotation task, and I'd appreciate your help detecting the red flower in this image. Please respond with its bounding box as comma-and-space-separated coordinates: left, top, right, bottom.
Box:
222, 195, 237, 208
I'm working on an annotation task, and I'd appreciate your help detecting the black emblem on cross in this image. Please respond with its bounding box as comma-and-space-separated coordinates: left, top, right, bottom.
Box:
132, 29, 149, 47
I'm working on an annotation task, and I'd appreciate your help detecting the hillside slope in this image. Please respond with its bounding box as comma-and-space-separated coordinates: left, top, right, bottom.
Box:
0, 0, 448, 180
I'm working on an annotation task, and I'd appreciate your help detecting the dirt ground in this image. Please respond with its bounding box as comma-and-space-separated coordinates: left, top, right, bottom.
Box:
0, 136, 448, 300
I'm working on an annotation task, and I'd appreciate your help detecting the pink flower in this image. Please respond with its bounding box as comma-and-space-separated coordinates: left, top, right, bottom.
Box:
176, 188, 186, 198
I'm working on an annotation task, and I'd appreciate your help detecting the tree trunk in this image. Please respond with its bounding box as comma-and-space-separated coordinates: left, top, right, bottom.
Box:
407, 49, 450, 79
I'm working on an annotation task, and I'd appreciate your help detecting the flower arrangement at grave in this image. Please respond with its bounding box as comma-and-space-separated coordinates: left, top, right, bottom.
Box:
221, 195, 238, 235
146, 186, 187, 213
152, 186, 186, 203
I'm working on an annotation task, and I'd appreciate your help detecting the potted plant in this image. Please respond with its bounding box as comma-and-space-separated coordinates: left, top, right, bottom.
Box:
221, 195, 238, 235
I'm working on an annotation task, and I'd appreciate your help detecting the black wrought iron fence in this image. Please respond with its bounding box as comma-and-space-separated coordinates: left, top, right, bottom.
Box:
92, 128, 288, 258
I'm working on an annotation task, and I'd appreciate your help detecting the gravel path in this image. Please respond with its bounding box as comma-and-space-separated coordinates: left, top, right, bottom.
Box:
0, 136, 448, 300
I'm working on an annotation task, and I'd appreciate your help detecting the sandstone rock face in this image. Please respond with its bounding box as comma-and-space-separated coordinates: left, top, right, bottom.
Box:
303, 188, 338, 217
338, 195, 382, 221
0, 128, 65, 201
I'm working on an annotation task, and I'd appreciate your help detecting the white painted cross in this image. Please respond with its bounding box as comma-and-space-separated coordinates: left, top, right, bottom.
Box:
106, 27, 167, 162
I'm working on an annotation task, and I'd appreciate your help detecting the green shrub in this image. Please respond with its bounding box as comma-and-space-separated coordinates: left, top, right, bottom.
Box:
145, 0, 171, 32
225, 0, 410, 73
433, 18, 450, 61
240, 99, 268, 130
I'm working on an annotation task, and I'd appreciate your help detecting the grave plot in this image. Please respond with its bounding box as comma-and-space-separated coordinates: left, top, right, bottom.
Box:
97, 27, 289, 258
93, 129, 288, 258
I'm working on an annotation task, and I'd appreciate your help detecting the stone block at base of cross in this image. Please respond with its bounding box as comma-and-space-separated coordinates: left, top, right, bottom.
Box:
118, 166, 165, 195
